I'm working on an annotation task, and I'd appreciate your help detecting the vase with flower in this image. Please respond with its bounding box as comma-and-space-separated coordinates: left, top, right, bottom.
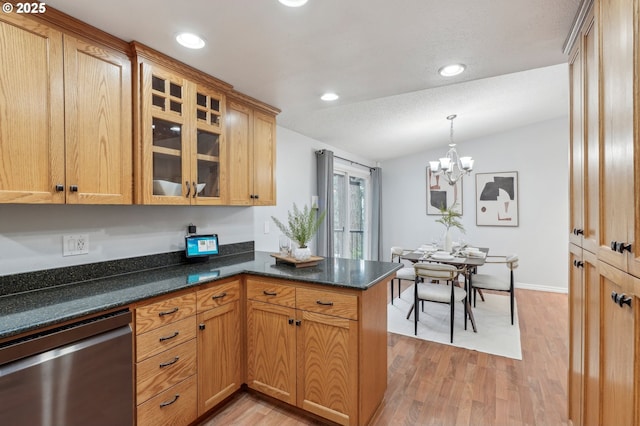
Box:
272, 203, 326, 261
435, 203, 465, 252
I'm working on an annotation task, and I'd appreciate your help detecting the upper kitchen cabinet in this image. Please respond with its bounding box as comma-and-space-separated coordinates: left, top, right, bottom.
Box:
0, 12, 132, 204
132, 43, 229, 205
227, 97, 278, 206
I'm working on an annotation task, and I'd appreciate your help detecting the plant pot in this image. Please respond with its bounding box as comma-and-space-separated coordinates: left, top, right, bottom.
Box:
293, 246, 311, 261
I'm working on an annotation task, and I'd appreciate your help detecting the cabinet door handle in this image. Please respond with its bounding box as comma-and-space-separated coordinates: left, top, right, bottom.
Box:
254, 194, 259, 199
158, 307, 179, 317
185, 181, 191, 197
159, 356, 180, 368
316, 300, 334, 306
69, 185, 78, 192
55, 184, 64, 192
618, 243, 632, 253
250, 194, 255, 199
159, 331, 179, 342
263, 290, 277, 296
212, 292, 227, 300
575, 229, 584, 235
192, 181, 197, 198
288, 318, 294, 325
159, 394, 180, 408
295, 320, 302, 326
199, 323, 205, 330
618, 293, 632, 308
573, 260, 584, 268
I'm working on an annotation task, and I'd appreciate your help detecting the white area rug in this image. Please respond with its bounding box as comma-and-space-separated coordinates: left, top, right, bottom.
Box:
388, 287, 522, 360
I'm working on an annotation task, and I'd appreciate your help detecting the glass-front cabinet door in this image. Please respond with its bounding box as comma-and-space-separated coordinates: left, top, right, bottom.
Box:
139, 62, 225, 204
192, 86, 225, 205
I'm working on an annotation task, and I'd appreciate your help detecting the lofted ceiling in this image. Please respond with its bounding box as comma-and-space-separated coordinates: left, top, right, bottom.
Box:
47, 0, 582, 162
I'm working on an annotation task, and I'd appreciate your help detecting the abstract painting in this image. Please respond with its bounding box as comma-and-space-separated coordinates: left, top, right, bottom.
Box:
475, 171, 518, 226
426, 166, 462, 215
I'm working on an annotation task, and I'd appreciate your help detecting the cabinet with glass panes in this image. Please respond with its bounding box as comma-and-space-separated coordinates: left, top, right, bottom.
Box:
134, 44, 227, 205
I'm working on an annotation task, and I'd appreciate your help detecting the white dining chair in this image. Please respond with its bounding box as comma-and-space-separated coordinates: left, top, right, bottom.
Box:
471, 254, 518, 325
390, 247, 415, 304
410, 263, 468, 343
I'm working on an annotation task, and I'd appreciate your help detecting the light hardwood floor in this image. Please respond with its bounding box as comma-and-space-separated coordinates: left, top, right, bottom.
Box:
199, 288, 569, 425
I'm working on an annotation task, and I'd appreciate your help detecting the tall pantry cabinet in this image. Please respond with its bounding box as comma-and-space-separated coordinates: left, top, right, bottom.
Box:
567, 0, 640, 425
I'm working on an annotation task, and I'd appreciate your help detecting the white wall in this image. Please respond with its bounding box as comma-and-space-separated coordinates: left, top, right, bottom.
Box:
381, 118, 569, 292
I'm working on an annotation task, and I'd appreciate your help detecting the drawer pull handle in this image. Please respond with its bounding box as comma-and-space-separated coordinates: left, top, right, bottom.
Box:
159, 331, 179, 342
185, 181, 191, 197
212, 292, 227, 300
159, 356, 180, 368
263, 290, 277, 296
159, 394, 180, 408
158, 307, 179, 317
316, 300, 334, 306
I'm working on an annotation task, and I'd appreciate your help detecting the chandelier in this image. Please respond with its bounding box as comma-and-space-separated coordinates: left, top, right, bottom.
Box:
429, 114, 473, 185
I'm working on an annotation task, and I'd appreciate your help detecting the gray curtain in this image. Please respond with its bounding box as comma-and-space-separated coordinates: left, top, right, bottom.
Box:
370, 167, 382, 261
316, 150, 334, 257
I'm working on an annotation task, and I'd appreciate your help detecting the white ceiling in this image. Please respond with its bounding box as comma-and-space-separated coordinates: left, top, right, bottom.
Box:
47, 0, 581, 162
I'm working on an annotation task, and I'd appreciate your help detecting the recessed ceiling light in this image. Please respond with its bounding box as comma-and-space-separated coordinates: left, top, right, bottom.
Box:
278, 0, 308, 7
176, 33, 205, 49
438, 64, 466, 77
321, 93, 339, 101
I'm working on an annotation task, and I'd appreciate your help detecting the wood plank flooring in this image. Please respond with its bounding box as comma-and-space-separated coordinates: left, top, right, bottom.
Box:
199, 288, 569, 426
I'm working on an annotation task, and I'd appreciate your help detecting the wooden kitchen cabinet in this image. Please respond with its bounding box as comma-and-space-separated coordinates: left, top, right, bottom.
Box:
599, 261, 637, 426
134, 292, 198, 426
0, 12, 132, 204
133, 43, 228, 205
196, 280, 242, 415
227, 99, 277, 205
245, 277, 386, 426
566, 0, 640, 424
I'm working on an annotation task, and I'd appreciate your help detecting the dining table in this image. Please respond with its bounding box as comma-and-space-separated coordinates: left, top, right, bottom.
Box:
401, 247, 490, 333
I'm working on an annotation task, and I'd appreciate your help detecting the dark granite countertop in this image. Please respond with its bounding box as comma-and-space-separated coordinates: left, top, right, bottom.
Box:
0, 251, 401, 341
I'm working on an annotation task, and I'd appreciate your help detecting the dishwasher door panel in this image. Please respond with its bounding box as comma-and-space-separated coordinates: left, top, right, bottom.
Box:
0, 323, 133, 426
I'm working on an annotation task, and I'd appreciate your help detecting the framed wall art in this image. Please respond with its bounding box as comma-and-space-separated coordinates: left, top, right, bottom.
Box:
475, 171, 518, 226
426, 166, 462, 215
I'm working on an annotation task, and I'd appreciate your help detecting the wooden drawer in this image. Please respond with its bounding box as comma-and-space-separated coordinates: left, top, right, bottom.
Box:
296, 287, 358, 320
136, 293, 196, 335
137, 375, 197, 426
136, 316, 197, 362
246, 279, 295, 307
197, 280, 241, 312
136, 339, 197, 404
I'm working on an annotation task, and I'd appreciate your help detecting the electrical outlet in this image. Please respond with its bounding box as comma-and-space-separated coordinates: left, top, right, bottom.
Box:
63, 234, 89, 256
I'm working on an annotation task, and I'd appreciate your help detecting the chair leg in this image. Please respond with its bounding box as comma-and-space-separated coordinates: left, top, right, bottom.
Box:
390, 279, 394, 304
510, 290, 515, 325
450, 292, 455, 343
397, 280, 401, 298
414, 280, 419, 335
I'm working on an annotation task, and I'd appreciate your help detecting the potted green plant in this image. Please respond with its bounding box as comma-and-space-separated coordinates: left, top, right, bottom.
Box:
272, 203, 326, 260
435, 203, 464, 251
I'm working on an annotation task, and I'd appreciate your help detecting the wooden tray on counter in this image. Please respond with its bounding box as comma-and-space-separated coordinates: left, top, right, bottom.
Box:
271, 253, 324, 268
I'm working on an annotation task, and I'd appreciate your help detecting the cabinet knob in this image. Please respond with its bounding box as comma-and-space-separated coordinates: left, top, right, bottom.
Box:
295, 320, 301, 326
199, 323, 205, 330
250, 194, 255, 199
573, 260, 584, 268
254, 194, 259, 199
619, 243, 632, 253
575, 229, 584, 236
288, 318, 294, 325
618, 294, 632, 308
55, 184, 64, 192
69, 185, 78, 192
185, 181, 191, 197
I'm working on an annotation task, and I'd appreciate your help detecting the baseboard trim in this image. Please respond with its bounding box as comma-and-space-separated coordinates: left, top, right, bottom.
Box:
515, 282, 568, 294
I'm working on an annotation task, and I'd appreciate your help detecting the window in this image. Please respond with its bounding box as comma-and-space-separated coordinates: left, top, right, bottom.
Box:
333, 164, 371, 260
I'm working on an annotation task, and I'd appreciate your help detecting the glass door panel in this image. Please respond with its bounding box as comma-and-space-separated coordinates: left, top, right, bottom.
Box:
196, 129, 220, 198
152, 117, 183, 196
349, 176, 366, 260
333, 170, 370, 260
333, 173, 346, 258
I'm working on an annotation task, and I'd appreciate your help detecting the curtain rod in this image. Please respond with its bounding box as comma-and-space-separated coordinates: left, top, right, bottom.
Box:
334, 155, 375, 171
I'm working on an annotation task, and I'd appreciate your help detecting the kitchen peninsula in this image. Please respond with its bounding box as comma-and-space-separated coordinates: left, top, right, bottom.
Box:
0, 247, 400, 426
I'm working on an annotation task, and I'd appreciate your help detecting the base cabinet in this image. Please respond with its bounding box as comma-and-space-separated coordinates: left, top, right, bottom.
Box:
196, 281, 242, 414
246, 277, 383, 426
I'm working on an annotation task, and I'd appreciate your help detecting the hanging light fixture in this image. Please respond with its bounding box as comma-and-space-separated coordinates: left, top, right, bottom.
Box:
429, 114, 474, 185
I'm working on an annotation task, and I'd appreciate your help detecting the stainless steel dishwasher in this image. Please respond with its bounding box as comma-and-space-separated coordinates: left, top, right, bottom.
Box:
0, 309, 133, 426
